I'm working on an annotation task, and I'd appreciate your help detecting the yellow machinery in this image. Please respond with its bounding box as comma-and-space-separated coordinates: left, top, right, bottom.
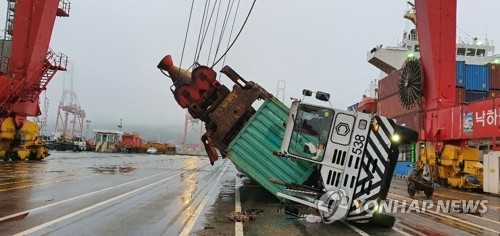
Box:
0, 117, 49, 161
419, 144, 483, 189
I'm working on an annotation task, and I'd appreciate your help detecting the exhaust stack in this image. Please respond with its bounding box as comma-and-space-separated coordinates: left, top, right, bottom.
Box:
157, 55, 191, 87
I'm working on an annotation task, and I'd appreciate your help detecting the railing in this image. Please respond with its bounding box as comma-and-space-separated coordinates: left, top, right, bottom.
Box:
57, 0, 71, 16
0, 56, 9, 74
55, 52, 68, 70
5, 1, 16, 37
46, 48, 67, 70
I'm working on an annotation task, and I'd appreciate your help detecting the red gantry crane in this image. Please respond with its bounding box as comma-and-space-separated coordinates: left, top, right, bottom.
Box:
54, 73, 86, 139
0, 0, 70, 161
398, 0, 500, 190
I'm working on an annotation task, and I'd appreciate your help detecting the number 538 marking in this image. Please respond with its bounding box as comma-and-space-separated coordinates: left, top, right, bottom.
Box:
351, 134, 365, 155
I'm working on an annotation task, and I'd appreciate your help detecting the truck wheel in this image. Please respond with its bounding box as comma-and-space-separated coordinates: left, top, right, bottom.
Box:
424, 189, 433, 198
370, 212, 396, 228
72, 146, 77, 152
408, 182, 416, 198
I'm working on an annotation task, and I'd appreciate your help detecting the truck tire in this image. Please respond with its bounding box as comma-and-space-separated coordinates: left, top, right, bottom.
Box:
408, 182, 416, 198
370, 212, 396, 228
424, 189, 433, 198
72, 146, 77, 152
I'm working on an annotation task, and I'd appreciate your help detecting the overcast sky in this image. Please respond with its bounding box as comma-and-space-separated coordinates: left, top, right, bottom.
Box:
4, 0, 499, 143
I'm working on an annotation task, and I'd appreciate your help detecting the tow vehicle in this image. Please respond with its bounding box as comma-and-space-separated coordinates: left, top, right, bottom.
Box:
158, 55, 417, 227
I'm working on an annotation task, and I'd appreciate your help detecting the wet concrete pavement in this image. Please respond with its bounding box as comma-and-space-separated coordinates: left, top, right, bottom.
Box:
0, 152, 499, 236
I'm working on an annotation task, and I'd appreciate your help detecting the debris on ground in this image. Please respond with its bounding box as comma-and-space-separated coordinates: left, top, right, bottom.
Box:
226, 208, 264, 222
236, 173, 246, 178
243, 208, 264, 215
302, 214, 322, 223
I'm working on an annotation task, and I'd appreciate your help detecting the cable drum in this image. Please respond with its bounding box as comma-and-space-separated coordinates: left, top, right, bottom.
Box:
398, 57, 424, 110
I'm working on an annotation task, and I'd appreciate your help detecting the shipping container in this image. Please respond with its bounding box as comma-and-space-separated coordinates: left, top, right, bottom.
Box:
456, 61, 465, 87
378, 69, 401, 99
488, 63, 500, 90
465, 90, 487, 102
488, 89, 500, 98
393, 111, 422, 132
377, 94, 420, 118
465, 64, 488, 91
226, 98, 316, 195
347, 103, 359, 112
456, 87, 465, 104
121, 133, 142, 149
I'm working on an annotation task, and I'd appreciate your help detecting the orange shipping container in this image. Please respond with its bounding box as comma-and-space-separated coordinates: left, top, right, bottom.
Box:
488, 64, 500, 90
378, 69, 401, 99
121, 133, 142, 148
377, 94, 419, 118
456, 87, 465, 104
488, 89, 500, 98
393, 112, 423, 132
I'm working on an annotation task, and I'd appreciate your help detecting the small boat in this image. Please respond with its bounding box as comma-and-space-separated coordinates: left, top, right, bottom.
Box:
146, 147, 158, 154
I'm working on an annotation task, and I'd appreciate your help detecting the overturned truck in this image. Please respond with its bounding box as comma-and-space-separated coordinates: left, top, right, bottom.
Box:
158, 55, 416, 227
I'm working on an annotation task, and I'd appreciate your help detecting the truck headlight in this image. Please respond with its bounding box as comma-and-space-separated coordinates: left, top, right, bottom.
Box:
391, 134, 401, 143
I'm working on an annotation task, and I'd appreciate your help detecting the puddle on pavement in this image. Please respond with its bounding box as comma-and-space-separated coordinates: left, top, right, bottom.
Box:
87, 165, 136, 174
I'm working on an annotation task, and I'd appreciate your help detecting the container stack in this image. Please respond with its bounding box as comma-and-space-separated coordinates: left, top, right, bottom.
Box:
376, 62, 499, 132
488, 63, 500, 98
458, 61, 489, 102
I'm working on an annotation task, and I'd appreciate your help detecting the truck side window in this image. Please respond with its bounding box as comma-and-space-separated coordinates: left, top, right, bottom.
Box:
288, 105, 334, 161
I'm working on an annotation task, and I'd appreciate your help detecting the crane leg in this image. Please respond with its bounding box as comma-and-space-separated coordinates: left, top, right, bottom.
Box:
0, 117, 49, 161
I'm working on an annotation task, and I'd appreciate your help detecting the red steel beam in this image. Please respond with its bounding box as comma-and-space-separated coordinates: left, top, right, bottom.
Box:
415, 0, 499, 149
415, 0, 457, 141
0, 0, 61, 121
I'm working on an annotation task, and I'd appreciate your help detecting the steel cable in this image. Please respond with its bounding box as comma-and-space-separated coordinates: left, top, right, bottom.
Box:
207, 0, 223, 65
212, 0, 256, 68
213, 0, 235, 65
179, 0, 196, 72
196, 0, 219, 63
218, 0, 241, 81
192, 0, 211, 69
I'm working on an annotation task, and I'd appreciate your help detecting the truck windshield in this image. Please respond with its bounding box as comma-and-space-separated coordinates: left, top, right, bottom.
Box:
288, 104, 334, 161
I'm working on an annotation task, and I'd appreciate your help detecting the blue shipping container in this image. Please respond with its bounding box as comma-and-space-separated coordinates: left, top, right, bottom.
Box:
465, 64, 489, 91
465, 90, 487, 102
456, 61, 465, 87
347, 103, 358, 112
